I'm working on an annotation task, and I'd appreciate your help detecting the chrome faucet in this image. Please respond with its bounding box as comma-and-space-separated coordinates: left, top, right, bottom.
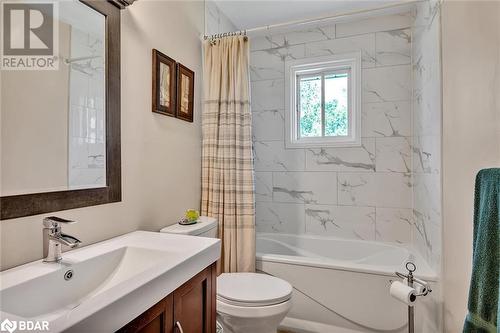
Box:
42, 216, 82, 263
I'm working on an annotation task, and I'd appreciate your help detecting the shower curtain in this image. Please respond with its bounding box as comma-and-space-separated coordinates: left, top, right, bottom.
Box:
201, 36, 255, 273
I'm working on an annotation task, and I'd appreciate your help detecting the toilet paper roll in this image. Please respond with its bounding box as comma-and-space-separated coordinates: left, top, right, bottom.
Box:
390, 281, 417, 306
403, 278, 429, 295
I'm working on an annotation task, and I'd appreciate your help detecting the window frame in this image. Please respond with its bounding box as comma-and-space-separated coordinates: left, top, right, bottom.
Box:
285, 52, 362, 148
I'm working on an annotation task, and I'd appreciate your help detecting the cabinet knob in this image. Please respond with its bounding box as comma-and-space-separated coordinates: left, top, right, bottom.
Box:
175, 321, 184, 333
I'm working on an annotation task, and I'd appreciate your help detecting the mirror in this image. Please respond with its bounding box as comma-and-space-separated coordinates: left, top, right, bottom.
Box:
1, 1, 105, 196
0, 0, 121, 220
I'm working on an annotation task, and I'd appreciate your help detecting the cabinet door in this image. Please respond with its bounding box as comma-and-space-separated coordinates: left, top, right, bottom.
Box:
117, 294, 174, 333
173, 264, 216, 333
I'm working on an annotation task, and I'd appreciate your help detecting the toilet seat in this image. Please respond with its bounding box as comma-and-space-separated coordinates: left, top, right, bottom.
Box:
217, 273, 292, 307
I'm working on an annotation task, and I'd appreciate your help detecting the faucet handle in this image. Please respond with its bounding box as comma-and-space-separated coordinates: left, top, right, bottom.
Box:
43, 216, 76, 228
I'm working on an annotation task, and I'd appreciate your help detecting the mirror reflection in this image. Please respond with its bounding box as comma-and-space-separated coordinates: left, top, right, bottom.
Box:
1, 1, 106, 196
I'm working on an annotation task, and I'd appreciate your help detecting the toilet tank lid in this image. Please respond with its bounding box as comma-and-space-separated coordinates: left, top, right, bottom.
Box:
160, 216, 217, 236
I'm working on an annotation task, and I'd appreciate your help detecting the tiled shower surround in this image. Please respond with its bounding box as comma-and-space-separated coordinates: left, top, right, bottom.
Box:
252, 13, 416, 244
205, 0, 237, 36
410, 3, 443, 331
411, 0, 442, 273
206, 0, 442, 273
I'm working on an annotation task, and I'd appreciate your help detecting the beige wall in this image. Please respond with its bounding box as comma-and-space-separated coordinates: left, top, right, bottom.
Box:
442, 1, 500, 332
0, 0, 204, 270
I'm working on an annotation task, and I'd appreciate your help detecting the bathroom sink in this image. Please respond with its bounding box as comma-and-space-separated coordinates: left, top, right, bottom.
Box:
0, 247, 174, 317
0, 231, 220, 332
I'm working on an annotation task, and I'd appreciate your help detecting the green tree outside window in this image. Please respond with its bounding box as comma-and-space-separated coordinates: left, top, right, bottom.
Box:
298, 72, 348, 138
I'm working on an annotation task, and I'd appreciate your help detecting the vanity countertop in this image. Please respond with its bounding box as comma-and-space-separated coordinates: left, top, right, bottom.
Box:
0, 231, 221, 332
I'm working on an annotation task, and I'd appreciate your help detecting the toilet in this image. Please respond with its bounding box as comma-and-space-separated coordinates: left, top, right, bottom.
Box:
160, 216, 292, 333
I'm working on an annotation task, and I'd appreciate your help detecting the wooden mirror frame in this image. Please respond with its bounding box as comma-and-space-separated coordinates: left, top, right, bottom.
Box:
0, 0, 121, 220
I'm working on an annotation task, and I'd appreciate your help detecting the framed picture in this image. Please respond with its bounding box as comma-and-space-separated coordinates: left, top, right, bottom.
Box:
152, 49, 176, 116
176, 63, 195, 122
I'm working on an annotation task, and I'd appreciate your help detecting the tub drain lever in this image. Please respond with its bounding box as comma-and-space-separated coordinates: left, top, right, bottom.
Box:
393, 262, 432, 333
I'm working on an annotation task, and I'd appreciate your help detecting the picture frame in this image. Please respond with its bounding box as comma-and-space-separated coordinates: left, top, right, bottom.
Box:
176, 63, 195, 122
152, 49, 176, 117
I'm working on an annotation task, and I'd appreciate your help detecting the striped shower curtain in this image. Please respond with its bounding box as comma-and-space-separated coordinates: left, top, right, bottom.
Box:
201, 36, 255, 273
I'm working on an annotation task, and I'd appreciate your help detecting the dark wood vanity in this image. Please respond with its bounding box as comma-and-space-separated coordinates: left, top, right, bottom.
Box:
118, 263, 217, 333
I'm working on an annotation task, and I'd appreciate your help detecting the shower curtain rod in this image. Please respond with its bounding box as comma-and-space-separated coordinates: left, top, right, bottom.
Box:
203, 0, 416, 40
204, 30, 247, 42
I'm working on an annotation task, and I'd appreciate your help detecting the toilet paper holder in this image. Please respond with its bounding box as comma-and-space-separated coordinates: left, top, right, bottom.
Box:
395, 262, 432, 297
393, 262, 432, 333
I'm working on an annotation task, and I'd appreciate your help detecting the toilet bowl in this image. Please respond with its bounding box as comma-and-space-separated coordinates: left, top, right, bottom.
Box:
216, 272, 292, 333
160, 216, 293, 333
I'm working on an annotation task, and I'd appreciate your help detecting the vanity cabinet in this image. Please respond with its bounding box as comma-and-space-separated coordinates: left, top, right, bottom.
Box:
118, 263, 217, 333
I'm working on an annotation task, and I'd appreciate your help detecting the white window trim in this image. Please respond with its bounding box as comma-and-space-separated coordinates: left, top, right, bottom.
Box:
285, 52, 362, 149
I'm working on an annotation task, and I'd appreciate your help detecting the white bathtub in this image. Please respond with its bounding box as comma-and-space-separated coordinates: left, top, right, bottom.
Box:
256, 233, 438, 333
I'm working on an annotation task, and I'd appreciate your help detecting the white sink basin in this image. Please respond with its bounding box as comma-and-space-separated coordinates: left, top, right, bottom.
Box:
0, 231, 220, 332
1, 247, 175, 317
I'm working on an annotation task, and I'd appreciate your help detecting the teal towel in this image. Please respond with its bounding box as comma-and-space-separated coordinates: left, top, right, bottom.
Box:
463, 168, 500, 333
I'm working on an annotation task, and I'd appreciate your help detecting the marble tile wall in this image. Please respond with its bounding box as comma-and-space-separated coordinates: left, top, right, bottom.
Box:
251, 12, 415, 244
411, 0, 442, 273
203, 1, 442, 277
205, 0, 237, 36
410, 6, 442, 332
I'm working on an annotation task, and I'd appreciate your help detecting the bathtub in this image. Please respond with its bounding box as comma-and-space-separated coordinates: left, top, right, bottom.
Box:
256, 233, 438, 333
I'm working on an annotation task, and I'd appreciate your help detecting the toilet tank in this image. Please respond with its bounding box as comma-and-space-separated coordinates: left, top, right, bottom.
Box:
160, 216, 218, 238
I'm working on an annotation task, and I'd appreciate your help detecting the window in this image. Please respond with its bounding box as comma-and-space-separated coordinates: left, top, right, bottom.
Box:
285, 53, 361, 148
